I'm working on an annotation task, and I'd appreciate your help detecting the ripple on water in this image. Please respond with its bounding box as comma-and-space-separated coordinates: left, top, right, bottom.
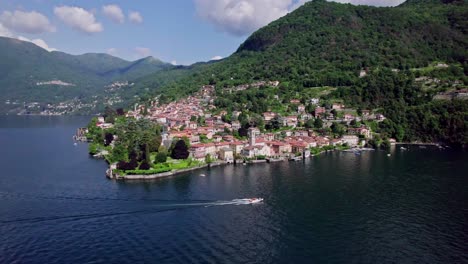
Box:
0, 121, 467, 264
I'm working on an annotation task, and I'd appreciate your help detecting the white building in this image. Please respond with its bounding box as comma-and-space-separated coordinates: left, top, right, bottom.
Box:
342, 135, 359, 147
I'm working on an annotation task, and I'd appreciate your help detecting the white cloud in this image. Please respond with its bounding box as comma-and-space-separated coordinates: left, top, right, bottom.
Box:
102, 4, 125, 24
54, 6, 103, 34
135, 47, 151, 57
0, 10, 55, 34
211, 56, 223, 60
0, 22, 56, 51
128, 11, 143, 24
107, 48, 118, 55
0, 23, 14, 37
195, 0, 290, 36
171, 60, 177, 65
195, 0, 406, 36
18, 36, 57, 52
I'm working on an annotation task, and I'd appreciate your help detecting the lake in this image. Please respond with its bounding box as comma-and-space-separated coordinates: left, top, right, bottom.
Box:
0, 116, 466, 264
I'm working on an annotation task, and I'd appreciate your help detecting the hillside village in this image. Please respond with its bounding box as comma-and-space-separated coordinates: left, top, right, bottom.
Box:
95, 82, 389, 165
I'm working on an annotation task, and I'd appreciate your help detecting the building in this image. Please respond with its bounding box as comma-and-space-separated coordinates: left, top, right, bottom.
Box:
263, 112, 276, 121
267, 141, 291, 156
342, 135, 359, 147
241, 145, 270, 158
347, 126, 372, 139
189, 144, 206, 160
297, 104, 305, 113
314, 107, 326, 118
231, 121, 241, 130
332, 103, 345, 110
248, 127, 257, 146
219, 148, 234, 163
230, 141, 246, 155
310, 98, 320, 105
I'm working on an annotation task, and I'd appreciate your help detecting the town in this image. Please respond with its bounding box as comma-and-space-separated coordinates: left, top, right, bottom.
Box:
88, 81, 391, 179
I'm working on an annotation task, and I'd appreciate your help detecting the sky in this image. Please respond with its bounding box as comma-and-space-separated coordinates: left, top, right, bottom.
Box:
0, 0, 406, 65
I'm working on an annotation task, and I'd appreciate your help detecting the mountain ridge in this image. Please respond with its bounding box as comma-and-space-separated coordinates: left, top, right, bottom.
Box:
0, 36, 173, 114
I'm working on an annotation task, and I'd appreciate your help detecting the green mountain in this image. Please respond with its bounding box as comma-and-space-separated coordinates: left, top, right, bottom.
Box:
133, 0, 467, 146
0, 36, 172, 114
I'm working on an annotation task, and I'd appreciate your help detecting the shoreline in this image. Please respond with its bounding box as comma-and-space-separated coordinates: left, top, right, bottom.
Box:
104, 142, 445, 181
107, 150, 332, 181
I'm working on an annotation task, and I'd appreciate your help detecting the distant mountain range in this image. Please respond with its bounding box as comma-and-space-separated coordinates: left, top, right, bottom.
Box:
0, 36, 173, 114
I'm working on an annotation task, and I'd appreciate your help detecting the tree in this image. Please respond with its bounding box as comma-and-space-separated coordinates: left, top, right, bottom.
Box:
116, 108, 125, 116
155, 151, 167, 163
197, 116, 205, 126
104, 132, 114, 146
331, 122, 345, 136
356, 107, 363, 117
205, 154, 212, 164
314, 118, 323, 129
266, 116, 282, 130
139, 161, 151, 170
305, 119, 315, 129
111, 143, 127, 163
171, 140, 189, 159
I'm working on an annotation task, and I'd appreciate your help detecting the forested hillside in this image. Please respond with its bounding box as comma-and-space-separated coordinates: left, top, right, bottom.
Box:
133, 0, 467, 146
0, 37, 172, 114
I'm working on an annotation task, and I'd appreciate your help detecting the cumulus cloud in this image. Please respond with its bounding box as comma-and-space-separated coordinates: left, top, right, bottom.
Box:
128, 11, 143, 23
17, 36, 57, 52
0, 21, 56, 51
0, 10, 55, 34
102, 4, 125, 23
135, 47, 151, 57
196, 0, 406, 36
211, 56, 223, 60
195, 0, 290, 36
54, 6, 103, 34
171, 60, 177, 65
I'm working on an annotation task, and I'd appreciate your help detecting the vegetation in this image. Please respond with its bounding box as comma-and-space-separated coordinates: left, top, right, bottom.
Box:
0, 36, 173, 114
130, 0, 467, 146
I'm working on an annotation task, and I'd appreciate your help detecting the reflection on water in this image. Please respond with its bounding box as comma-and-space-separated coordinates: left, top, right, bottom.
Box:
0, 116, 467, 264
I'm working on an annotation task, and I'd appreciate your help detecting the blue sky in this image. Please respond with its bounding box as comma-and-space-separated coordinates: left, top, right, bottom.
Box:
0, 0, 405, 65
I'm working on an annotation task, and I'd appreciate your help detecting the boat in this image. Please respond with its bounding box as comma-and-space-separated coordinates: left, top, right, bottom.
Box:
232, 198, 264, 205
199, 174, 206, 177
247, 198, 263, 204
400, 147, 407, 150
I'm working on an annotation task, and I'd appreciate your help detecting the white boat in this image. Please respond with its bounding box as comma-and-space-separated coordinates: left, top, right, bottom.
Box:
232, 198, 264, 205
400, 147, 407, 150
199, 174, 206, 177
247, 198, 263, 204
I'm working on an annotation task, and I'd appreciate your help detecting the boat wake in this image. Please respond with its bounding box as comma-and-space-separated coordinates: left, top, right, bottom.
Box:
0, 196, 263, 225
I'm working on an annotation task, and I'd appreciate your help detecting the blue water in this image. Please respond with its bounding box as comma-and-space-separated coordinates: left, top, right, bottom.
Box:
0, 116, 467, 263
